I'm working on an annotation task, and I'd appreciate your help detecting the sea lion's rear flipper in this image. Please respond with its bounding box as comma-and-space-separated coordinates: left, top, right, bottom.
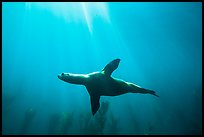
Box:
102, 59, 121, 76
90, 94, 100, 115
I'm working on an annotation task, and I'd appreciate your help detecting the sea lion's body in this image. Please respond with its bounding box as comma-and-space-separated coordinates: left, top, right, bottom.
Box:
58, 59, 159, 115
86, 71, 146, 96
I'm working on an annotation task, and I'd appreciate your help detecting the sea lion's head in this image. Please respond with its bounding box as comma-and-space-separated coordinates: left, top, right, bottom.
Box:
58, 73, 72, 82
58, 72, 88, 84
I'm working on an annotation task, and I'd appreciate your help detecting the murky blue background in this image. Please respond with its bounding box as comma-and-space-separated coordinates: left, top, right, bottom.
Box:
2, 2, 202, 135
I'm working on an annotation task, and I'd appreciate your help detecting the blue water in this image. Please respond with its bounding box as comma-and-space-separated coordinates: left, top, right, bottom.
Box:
2, 2, 202, 135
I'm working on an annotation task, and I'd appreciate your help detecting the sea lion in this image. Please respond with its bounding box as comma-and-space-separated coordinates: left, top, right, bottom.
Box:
58, 59, 159, 115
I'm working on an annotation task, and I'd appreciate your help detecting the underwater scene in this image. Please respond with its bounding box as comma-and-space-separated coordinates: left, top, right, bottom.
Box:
2, 2, 202, 135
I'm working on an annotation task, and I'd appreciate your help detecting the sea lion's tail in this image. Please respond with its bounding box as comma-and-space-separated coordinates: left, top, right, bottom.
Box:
152, 93, 160, 97
149, 90, 159, 97
130, 84, 159, 97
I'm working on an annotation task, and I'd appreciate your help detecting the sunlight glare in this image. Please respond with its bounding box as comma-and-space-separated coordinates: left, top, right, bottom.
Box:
25, 2, 111, 34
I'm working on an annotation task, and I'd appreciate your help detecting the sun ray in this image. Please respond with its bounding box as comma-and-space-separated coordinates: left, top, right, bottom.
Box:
80, 2, 93, 34
25, 2, 110, 35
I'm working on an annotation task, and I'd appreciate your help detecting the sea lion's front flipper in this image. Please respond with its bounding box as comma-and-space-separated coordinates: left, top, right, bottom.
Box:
102, 59, 121, 76
90, 94, 100, 115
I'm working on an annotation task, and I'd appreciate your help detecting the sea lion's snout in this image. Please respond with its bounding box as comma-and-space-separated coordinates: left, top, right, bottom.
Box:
58, 73, 69, 79
58, 74, 61, 79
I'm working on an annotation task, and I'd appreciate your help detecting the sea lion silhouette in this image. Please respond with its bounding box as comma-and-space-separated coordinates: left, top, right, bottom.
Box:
58, 59, 159, 115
